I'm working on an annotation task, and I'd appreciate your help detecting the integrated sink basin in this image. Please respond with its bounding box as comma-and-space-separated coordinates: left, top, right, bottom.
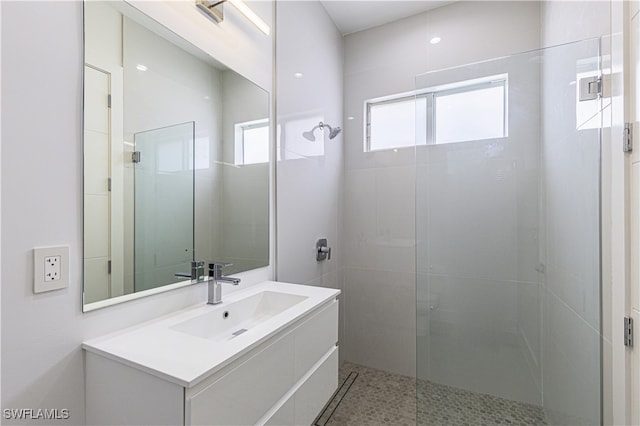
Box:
171, 291, 308, 341
82, 281, 340, 388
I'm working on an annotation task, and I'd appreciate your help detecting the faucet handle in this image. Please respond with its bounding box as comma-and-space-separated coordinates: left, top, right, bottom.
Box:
316, 238, 332, 261
318, 246, 332, 260
208, 261, 233, 271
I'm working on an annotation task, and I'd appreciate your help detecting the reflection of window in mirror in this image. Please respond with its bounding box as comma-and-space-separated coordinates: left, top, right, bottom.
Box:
234, 119, 269, 165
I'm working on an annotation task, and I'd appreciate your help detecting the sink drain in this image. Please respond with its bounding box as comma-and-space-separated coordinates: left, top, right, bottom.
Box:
222, 311, 230, 319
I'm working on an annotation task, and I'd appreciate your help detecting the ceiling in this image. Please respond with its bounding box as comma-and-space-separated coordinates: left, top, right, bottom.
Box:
319, 1, 454, 35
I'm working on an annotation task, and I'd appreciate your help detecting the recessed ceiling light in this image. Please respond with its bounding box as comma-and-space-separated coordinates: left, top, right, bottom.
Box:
430, 37, 441, 45
136, 64, 148, 71
294, 72, 303, 78
347, 116, 355, 120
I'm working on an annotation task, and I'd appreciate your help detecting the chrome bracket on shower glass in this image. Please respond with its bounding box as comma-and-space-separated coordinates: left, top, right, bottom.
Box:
578, 76, 601, 101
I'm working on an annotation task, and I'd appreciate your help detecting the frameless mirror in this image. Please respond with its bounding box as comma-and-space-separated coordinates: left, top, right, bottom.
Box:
83, 1, 270, 310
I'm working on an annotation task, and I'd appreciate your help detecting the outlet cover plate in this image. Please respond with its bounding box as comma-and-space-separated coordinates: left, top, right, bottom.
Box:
34, 246, 69, 293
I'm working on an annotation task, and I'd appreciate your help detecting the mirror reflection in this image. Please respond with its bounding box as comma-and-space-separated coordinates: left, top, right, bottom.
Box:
83, 1, 270, 308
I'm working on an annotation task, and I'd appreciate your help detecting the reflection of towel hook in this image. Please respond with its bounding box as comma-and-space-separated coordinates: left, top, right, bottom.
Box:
316, 238, 332, 261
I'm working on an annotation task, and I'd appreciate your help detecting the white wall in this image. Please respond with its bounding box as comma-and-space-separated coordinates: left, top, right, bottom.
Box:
275, 1, 344, 346
539, 39, 603, 425
0, 1, 273, 423
342, 1, 541, 378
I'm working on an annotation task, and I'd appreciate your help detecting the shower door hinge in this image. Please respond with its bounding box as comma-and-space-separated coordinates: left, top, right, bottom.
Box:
579, 76, 602, 101
623, 122, 633, 153
624, 316, 633, 347
107, 260, 112, 275
107, 94, 112, 108
132, 151, 141, 163
107, 177, 112, 192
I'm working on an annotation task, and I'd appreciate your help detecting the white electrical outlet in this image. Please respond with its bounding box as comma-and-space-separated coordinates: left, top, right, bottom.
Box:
44, 256, 61, 281
34, 246, 69, 293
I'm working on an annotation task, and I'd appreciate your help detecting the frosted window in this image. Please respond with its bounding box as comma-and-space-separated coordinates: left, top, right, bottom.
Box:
435, 85, 505, 144
369, 97, 426, 151
243, 126, 269, 164
235, 119, 269, 165
365, 76, 507, 151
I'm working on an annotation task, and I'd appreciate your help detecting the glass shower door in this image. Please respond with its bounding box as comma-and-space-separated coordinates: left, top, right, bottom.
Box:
134, 122, 195, 292
415, 38, 602, 425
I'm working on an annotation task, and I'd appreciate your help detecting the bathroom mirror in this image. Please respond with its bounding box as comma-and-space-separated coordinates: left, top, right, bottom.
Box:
83, 1, 270, 310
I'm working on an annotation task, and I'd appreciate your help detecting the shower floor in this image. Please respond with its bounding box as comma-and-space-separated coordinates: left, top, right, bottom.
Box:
314, 362, 548, 426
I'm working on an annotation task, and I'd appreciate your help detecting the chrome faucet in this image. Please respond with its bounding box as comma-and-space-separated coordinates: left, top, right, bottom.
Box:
207, 262, 240, 305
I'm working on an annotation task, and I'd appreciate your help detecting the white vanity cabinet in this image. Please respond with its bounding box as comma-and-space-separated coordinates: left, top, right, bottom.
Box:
85, 293, 339, 426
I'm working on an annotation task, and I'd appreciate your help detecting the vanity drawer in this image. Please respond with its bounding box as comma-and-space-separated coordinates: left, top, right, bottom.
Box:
293, 299, 338, 382
264, 346, 338, 426
187, 331, 296, 425
186, 299, 338, 426
293, 346, 339, 425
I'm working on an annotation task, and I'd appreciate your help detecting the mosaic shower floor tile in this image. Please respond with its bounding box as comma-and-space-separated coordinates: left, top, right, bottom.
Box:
315, 362, 547, 426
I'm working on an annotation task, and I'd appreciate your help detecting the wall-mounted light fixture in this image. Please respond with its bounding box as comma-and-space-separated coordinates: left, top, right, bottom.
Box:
196, 0, 271, 35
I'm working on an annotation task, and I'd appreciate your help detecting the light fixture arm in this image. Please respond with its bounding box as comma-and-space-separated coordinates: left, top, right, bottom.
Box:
196, 0, 225, 23
196, 0, 271, 35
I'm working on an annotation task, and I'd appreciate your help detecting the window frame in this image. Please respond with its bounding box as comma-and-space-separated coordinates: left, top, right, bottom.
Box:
364, 75, 508, 152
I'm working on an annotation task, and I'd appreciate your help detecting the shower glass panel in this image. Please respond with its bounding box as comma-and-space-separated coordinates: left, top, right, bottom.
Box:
415, 38, 602, 425
134, 122, 195, 292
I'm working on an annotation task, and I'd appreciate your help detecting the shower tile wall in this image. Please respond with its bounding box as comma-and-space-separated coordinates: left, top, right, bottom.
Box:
275, 1, 345, 347
539, 3, 611, 424
342, 1, 540, 379
343, 165, 417, 376
414, 50, 542, 405
539, 34, 606, 426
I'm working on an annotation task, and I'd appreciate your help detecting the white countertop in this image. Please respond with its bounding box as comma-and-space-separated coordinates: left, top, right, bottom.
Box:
82, 281, 340, 388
